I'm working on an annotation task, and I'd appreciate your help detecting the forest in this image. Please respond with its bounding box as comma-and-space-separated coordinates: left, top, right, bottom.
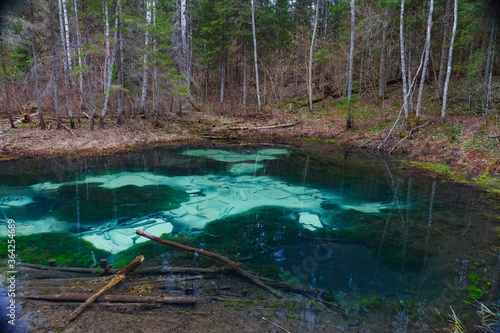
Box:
0, 0, 497, 128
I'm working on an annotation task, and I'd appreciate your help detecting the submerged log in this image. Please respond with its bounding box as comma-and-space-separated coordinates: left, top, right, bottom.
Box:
26, 293, 195, 304
136, 229, 283, 298
66, 255, 144, 324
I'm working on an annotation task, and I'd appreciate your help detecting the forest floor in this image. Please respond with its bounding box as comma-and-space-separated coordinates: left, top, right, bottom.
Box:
1, 85, 500, 194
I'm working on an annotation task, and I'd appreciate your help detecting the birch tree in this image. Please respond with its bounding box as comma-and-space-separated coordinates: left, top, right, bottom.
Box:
309, 0, 320, 110
482, 16, 497, 110
49, 0, 61, 129
58, 0, 74, 127
379, 9, 388, 101
84, 0, 94, 130
103, 0, 110, 93
346, 0, 355, 129
437, 0, 453, 98
1, 37, 15, 128
243, 41, 247, 106
101, 2, 119, 126
251, 0, 261, 110
31, 0, 45, 130
416, 0, 434, 120
117, 0, 124, 125
73, 0, 83, 96
141, 0, 152, 115
62, 0, 71, 69
441, 0, 458, 120
400, 0, 409, 120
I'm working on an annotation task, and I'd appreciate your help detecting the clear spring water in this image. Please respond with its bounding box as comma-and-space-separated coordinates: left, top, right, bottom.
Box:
0, 144, 499, 330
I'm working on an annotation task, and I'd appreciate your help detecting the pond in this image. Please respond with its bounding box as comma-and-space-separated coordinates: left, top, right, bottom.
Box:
0, 143, 499, 331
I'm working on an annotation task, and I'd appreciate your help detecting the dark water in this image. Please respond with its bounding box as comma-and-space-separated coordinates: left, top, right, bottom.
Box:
0, 144, 499, 330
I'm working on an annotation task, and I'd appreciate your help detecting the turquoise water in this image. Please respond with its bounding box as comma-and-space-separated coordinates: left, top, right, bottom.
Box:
1, 144, 499, 330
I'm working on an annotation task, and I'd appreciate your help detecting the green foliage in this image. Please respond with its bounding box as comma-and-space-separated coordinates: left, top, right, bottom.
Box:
360, 295, 383, 310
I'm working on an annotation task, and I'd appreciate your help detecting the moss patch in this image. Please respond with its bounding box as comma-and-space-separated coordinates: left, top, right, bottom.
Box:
0, 232, 110, 267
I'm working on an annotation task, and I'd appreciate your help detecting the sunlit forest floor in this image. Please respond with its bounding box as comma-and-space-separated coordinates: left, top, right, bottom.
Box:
1, 80, 500, 194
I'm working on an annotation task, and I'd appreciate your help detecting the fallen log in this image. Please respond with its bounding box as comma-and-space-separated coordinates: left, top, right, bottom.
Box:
26, 293, 195, 304
226, 122, 300, 131
66, 255, 144, 324
19, 263, 223, 276
136, 229, 283, 298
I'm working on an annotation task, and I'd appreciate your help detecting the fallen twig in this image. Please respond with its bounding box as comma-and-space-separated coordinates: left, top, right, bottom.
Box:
226, 122, 300, 131
66, 255, 144, 324
136, 229, 283, 298
262, 317, 291, 333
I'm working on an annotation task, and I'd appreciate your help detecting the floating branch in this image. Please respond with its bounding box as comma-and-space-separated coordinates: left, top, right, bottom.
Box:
66, 255, 144, 324
136, 229, 283, 298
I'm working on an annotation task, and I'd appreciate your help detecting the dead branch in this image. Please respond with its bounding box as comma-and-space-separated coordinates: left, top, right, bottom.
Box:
66, 255, 144, 324
262, 317, 291, 333
26, 293, 195, 304
136, 229, 283, 298
226, 122, 300, 131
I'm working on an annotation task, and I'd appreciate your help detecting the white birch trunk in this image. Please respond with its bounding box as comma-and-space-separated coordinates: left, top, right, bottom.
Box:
251, 0, 261, 109
152, 0, 158, 116
347, 0, 354, 100
220, 62, 224, 104
58, 0, 74, 127
400, 0, 409, 119
482, 19, 496, 109
117, 0, 124, 125
62, 0, 71, 69
141, 0, 151, 114
379, 10, 388, 99
73, 0, 83, 94
101, 3, 119, 121
416, 0, 434, 118
104, 0, 110, 93
440, 0, 458, 120
309, 0, 320, 110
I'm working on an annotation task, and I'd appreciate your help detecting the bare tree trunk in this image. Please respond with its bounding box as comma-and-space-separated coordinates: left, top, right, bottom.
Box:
346, 0, 355, 129
437, 0, 452, 98
103, 0, 110, 94
73, 0, 83, 98
181, 0, 188, 98
31, 0, 45, 130
141, 0, 152, 115
309, 0, 320, 110
220, 61, 224, 104
62, 0, 71, 70
482, 16, 497, 110
49, 0, 61, 129
101, 4, 119, 126
117, 0, 124, 125
416, 0, 434, 120
400, 0, 409, 120
1, 38, 15, 128
379, 10, 388, 100
441, 0, 458, 120
152, 0, 158, 122
251, 0, 261, 110
243, 41, 247, 106
84, 0, 94, 130
59, 0, 74, 127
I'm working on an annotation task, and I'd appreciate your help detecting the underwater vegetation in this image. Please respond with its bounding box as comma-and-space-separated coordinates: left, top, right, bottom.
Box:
0, 232, 110, 267
50, 184, 189, 224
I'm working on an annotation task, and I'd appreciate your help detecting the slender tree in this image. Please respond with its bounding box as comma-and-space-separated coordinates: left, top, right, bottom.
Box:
31, 0, 45, 130
103, 0, 110, 93
101, 3, 119, 126
309, 0, 320, 110
84, 0, 94, 130
346, 0, 355, 129
73, 0, 83, 96
251, 0, 261, 110
416, 0, 434, 120
482, 14, 497, 110
379, 9, 388, 101
400, 0, 409, 121
117, 0, 124, 125
59, 0, 74, 127
441, 0, 458, 120
49, 0, 61, 129
437, 0, 453, 98
1, 36, 15, 128
62, 0, 71, 69
141, 0, 152, 115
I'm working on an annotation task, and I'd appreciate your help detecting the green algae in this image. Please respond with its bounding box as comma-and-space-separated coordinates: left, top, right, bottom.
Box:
51, 184, 189, 224
0, 231, 110, 267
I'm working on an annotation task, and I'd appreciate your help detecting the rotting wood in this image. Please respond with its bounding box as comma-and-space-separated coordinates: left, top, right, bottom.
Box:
262, 317, 291, 333
26, 293, 195, 304
66, 255, 144, 324
136, 229, 283, 298
226, 122, 299, 131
